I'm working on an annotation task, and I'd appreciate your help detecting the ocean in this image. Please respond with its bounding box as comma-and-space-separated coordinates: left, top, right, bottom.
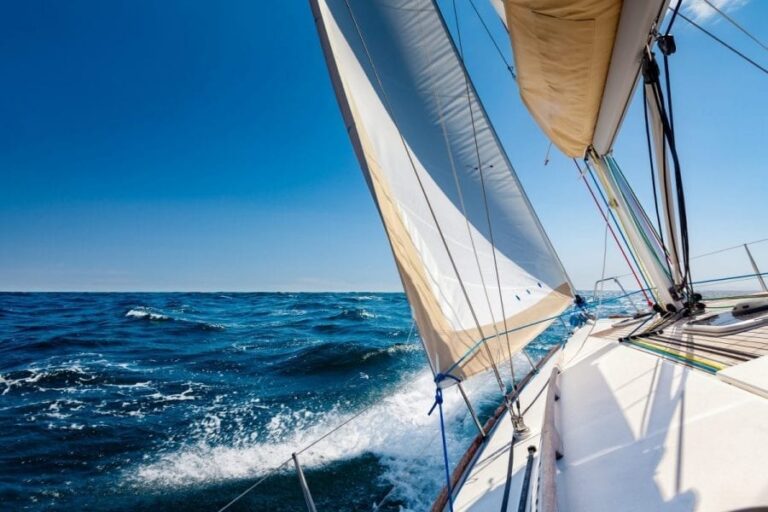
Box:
0, 292, 631, 511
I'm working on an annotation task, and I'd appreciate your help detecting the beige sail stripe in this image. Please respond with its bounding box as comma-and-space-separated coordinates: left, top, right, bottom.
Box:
347, 83, 572, 381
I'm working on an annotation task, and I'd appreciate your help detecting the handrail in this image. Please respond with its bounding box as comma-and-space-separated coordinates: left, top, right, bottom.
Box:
744, 244, 768, 292
537, 367, 563, 512
592, 276, 642, 317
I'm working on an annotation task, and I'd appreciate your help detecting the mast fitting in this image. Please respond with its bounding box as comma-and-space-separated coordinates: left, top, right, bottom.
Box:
657, 34, 677, 56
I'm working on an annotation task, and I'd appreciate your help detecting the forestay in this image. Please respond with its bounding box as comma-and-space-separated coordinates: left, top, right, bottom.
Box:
311, 0, 573, 383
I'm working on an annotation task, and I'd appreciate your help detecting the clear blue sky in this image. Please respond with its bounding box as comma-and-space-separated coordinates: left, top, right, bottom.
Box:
1, 0, 766, 291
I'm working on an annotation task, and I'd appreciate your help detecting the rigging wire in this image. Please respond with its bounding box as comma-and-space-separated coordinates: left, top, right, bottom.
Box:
340, 3, 514, 507
445, 286, 652, 376
603, 237, 768, 282
562, 221, 612, 367
451, 0, 575, 301
575, 159, 655, 306
217, 324, 439, 512
340, 0, 493, 376
216, 458, 293, 512
447, 0, 539, 449
444, 0, 510, 386
217, 385, 383, 510
420, 0, 506, 380
466, 0, 516, 78
693, 238, 768, 259
216, 369, 445, 512
676, 10, 768, 75
642, 51, 682, 287
700, 0, 768, 53
664, 0, 684, 36
593, 221, 610, 319
447, 0, 576, 426
450, 0, 519, 407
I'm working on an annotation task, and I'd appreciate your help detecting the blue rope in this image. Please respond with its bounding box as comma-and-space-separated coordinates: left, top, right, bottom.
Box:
429, 373, 460, 512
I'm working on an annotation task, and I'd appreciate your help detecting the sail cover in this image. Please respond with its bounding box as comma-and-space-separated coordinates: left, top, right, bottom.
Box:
492, 0, 670, 157
311, 0, 573, 383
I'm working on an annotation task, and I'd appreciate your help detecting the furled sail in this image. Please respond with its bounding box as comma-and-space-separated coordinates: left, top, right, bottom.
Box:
491, 0, 670, 157
311, 0, 573, 383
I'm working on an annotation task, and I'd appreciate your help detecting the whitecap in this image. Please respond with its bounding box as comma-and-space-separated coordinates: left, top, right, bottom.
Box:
125, 308, 170, 321
105, 381, 153, 390
148, 384, 197, 403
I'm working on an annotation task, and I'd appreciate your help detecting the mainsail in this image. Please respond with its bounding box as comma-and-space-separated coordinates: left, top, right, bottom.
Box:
492, 0, 671, 157
311, 0, 573, 383
491, 0, 681, 307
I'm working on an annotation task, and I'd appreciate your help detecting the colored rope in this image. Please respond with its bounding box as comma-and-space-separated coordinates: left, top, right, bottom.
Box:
603, 156, 673, 283
585, 160, 660, 302
573, 159, 654, 305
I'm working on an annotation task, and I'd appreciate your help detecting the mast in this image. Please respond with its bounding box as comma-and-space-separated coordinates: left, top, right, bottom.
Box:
643, 57, 684, 291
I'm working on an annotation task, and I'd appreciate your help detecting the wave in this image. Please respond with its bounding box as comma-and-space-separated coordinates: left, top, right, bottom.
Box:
0, 292, 570, 511
125, 308, 225, 331
147, 383, 198, 403
0, 365, 96, 395
125, 308, 171, 321
363, 342, 421, 360
21, 335, 108, 352
126, 369, 503, 510
273, 341, 420, 374
290, 300, 330, 310
351, 295, 379, 301
271, 308, 308, 317
0, 356, 160, 397
328, 308, 376, 321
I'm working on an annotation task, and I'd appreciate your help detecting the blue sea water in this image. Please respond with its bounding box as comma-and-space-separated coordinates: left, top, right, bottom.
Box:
0, 292, 630, 511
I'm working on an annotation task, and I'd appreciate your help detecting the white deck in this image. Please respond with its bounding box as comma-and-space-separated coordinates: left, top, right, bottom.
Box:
718, 354, 768, 399
451, 319, 768, 511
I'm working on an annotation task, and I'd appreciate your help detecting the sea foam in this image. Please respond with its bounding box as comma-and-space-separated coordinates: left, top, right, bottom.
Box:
126, 365, 514, 510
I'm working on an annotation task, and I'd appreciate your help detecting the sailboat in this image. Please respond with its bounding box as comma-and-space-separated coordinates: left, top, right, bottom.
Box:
308, 0, 768, 510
